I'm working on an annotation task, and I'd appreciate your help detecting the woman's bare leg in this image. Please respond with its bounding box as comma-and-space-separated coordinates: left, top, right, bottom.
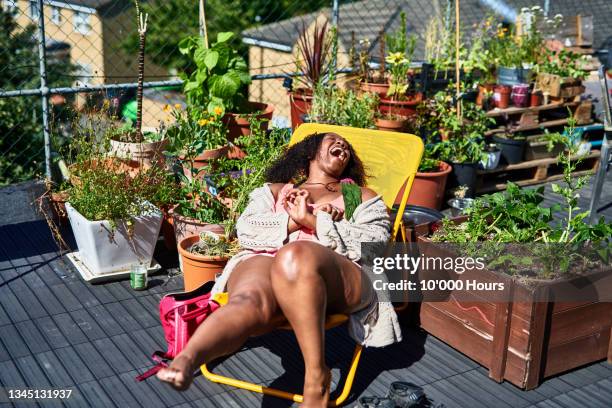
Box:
157, 256, 284, 389
270, 241, 365, 407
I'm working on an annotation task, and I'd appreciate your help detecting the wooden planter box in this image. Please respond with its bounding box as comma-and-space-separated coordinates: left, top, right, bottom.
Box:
414, 226, 612, 390
535, 73, 584, 99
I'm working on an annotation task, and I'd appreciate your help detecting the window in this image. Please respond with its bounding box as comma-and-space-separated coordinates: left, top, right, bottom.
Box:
29, 1, 40, 19
73, 11, 91, 35
51, 6, 61, 25
3, 0, 17, 13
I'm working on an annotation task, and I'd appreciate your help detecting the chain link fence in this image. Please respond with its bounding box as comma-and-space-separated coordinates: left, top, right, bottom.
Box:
1, 0, 608, 185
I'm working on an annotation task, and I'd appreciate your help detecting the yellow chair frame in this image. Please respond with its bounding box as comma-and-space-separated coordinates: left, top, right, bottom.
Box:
201, 124, 423, 406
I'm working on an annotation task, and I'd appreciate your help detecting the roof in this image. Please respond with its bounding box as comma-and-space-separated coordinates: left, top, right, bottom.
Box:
242, 0, 612, 57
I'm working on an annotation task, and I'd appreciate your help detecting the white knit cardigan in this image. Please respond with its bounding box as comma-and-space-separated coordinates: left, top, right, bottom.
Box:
211, 183, 402, 348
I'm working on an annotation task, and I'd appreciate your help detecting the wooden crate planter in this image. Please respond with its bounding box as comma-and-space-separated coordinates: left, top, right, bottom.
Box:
415, 231, 612, 390
535, 73, 584, 99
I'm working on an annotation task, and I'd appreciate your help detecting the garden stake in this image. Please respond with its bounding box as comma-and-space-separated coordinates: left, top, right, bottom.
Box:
134, 0, 148, 142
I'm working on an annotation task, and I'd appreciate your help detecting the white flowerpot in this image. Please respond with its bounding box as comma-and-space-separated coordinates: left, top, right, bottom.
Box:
65, 202, 162, 275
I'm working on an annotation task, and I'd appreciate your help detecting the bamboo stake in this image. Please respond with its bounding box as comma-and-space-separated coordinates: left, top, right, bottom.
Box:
455, 0, 461, 121
135, 0, 148, 142
199, 0, 209, 48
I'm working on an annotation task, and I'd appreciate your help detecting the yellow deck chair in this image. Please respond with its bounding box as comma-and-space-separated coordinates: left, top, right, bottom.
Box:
201, 123, 424, 406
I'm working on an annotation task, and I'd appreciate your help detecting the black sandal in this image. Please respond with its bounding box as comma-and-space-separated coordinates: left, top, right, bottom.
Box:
358, 396, 397, 408
387, 381, 426, 408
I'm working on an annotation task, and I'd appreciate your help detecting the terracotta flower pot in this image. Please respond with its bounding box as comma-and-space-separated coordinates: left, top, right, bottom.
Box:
493, 85, 512, 109
359, 80, 390, 96
109, 138, 168, 167
530, 91, 543, 107
169, 207, 225, 248
378, 93, 423, 118
180, 145, 229, 180
222, 102, 274, 141
69, 158, 148, 187
404, 161, 452, 210
178, 235, 229, 292
375, 117, 407, 132
476, 84, 494, 107
288, 88, 313, 130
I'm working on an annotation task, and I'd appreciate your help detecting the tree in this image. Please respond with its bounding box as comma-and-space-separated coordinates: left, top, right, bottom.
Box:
121, 0, 327, 71
0, 7, 73, 185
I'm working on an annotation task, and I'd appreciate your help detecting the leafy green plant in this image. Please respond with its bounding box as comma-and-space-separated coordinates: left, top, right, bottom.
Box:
537, 49, 588, 80
173, 177, 229, 225
179, 31, 251, 114
189, 231, 240, 257
309, 85, 378, 128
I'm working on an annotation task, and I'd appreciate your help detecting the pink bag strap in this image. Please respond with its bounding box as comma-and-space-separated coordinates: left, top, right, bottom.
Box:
135, 352, 169, 381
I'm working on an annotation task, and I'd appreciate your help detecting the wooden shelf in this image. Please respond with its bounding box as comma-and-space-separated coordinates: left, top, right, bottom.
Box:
485, 118, 585, 136
486, 101, 578, 118
477, 151, 600, 175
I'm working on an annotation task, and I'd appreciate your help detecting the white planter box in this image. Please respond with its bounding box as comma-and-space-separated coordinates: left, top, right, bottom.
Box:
65, 202, 162, 275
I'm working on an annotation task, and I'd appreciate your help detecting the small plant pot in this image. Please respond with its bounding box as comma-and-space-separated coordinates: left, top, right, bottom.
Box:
511, 84, 530, 108
476, 84, 494, 107
288, 89, 313, 130
447, 197, 476, 217
65, 202, 162, 275
449, 162, 478, 198
497, 66, 531, 86
359, 80, 390, 96
493, 85, 512, 109
398, 161, 452, 210
523, 139, 564, 161
109, 138, 168, 167
178, 235, 229, 292
180, 145, 230, 180
375, 117, 407, 132
493, 135, 526, 164
222, 102, 274, 141
530, 91, 543, 107
480, 147, 501, 170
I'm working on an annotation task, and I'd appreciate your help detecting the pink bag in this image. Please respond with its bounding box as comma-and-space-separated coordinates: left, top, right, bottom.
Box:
136, 281, 221, 381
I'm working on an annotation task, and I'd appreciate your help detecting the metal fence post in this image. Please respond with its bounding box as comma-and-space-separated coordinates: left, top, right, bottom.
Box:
330, 0, 339, 77
36, 0, 51, 180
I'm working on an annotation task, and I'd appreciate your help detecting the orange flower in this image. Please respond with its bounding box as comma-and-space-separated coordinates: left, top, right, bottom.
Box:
174, 103, 182, 110
198, 118, 208, 126
213, 106, 223, 116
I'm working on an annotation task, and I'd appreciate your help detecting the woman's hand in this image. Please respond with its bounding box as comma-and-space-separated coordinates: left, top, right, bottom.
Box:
314, 204, 344, 222
284, 191, 316, 231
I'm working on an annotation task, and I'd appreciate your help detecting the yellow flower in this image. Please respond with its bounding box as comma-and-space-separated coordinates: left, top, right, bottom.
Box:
174, 103, 182, 110
385, 52, 406, 65
198, 118, 208, 126
163, 104, 171, 112
213, 106, 223, 116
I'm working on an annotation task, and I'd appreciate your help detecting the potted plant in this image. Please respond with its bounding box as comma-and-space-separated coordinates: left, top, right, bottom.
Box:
308, 84, 378, 129
523, 131, 568, 161
479, 143, 501, 170
108, 1, 168, 166
415, 140, 612, 389
492, 132, 526, 164
178, 231, 239, 291
179, 31, 273, 140
164, 106, 230, 180
288, 20, 333, 130
462, 17, 497, 107
65, 156, 173, 278
405, 153, 452, 210
535, 49, 588, 99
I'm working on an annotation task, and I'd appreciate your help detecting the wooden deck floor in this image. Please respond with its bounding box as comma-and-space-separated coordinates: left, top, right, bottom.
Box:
0, 179, 610, 408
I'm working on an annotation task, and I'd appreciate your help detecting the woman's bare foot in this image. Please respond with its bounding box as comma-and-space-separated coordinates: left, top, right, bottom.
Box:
156, 354, 195, 391
301, 367, 331, 407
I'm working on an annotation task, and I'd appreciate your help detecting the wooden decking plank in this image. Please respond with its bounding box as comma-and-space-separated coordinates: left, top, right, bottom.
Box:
119, 298, 159, 329
570, 387, 611, 407
67, 309, 108, 341
34, 351, 75, 387
77, 380, 116, 408
462, 369, 532, 408
14, 320, 51, 354
33, 316, 71, 349
0, 303, 11, 327
117, 371, 170, 408
0, 325, 32, 359
103, 302, 144, 332
20, 284, 65, 316
422, 377, 491, 408
449, 371, 515, 408
108, 333, 152, 370
72, 342, 115, 380
7, 279, 48, 320
48, 283, 84, 313
0, 286, 32, 323
98, 376, 143, 408
51, 313, 88, 345
528, 376, 576, 399
53, 347, 95, 384
13, 356, 64, 407
0, 336, 10, 363
555, 364, 602, 388
91, 338, 135, 375
103, 282, 134, 302
64, 279, 101, 309
84, 305, 124, 337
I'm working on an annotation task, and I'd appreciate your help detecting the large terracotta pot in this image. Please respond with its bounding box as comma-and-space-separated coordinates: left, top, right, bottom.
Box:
404, 161, 452, 210
288, 88, 313, 130
180, 145, 229, 180
359, 81, 390, 96
169, 207, 225, 247
178, 235, 229, 292
222, 102, 274, 141
378, 93, 422, 118
109, 138, 168, 167
375, 117, 407, 132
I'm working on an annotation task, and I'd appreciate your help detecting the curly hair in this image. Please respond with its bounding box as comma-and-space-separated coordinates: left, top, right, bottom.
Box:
265, 133, 367, 186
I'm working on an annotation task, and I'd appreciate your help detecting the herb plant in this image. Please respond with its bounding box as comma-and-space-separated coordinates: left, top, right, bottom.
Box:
309, 85, 378, 129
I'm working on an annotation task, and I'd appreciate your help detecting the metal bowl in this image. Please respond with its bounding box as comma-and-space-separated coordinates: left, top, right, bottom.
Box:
447, 198, 475, 217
